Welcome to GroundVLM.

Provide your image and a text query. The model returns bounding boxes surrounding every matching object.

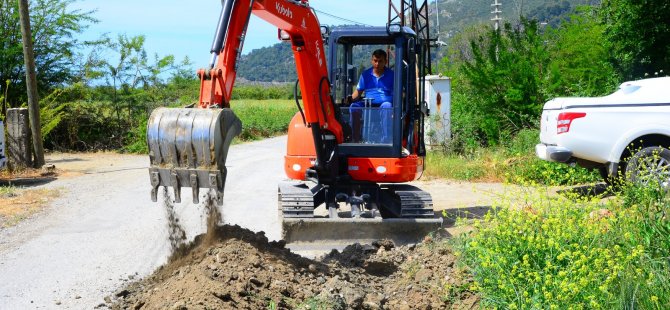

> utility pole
[434,0,446,46]
[17,0,45,168]
[491,0,502,31]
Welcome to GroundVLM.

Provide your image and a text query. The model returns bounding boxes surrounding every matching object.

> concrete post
[6,108,32,169]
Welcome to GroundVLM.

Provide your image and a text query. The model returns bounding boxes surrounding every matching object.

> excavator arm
[147,0,344,205]
[199,0,343,140]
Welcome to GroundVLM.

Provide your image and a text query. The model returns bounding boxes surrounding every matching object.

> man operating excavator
[348,49,394,144]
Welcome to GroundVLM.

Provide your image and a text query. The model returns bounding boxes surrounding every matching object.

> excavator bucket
[147,107,241,205]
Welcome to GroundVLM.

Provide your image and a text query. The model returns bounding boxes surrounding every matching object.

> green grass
[426,128,600,186]
[0,186,17,198]
[230,99,297,141]
[451,182,670,309]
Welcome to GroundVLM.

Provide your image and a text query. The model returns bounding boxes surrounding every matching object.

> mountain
[237,43,296,83]
[236,0,599,82]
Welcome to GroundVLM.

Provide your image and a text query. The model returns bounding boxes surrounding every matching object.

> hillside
[237,0,599,82]
[435,0,599,37]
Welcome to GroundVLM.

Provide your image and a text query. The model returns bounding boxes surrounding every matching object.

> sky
[71,0,391,69]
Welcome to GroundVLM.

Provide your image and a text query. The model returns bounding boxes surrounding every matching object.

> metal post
[17,0,45,168]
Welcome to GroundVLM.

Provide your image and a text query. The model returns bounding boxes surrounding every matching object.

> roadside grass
[230,99,297,141]
[122,99,297,153]
[0,186,17,198]
[450,181,670,309]
[425,129,600,186]
[0,186,60,228]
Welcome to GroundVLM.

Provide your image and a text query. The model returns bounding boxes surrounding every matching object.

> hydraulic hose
[318,76,330,125]
[294,79,306,125]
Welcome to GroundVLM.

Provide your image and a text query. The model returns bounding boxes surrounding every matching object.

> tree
[543,7,620,97]
[0,0,95,107]
[600,0,670,79]
[459,19,549,144]
[105,34,186,99]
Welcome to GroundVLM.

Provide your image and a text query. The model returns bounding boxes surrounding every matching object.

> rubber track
[278,181,315,218]
[393,185,435,218]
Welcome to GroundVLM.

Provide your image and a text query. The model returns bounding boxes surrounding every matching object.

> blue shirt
[357,67,394,104]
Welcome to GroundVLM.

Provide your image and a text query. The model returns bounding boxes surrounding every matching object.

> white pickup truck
[536,77,670,185]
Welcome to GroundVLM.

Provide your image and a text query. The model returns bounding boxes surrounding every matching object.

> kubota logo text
[315,41,323,67]
[275,3,293,19]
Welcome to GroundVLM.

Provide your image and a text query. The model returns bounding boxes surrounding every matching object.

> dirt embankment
[110,224,477,310]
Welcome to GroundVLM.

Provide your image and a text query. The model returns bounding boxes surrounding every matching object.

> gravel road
[0,136,509,309]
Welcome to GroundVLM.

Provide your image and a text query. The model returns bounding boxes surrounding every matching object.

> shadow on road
[436,206,493,227]
[558,183,613,199]
[0,176,57,187]
[47,157,86,164]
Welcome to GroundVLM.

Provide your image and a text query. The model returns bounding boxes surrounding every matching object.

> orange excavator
[147,0,442,246]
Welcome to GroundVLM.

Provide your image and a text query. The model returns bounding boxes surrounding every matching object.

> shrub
[501,129,599,186]
[453,182,670,309]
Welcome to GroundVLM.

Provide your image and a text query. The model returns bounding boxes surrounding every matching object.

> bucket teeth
[171,171,181,203]
[150,171,161,202]
[146,107,241,205]
[190,173,199,204]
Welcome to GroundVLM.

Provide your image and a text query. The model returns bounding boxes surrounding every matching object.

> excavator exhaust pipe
[147,107,241,205]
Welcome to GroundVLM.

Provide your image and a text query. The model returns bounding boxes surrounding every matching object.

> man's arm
[351,89,362,101]
[350,71,366,102]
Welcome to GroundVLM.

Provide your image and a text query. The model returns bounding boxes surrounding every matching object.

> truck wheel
[625,146,670,188]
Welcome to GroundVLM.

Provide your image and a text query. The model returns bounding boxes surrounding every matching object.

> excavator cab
[329,26,425,156]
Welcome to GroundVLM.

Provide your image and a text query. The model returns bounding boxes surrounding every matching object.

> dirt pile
[108,223,477,310]
[108,191,476,309]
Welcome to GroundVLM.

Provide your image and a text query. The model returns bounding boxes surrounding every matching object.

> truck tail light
[557,112,586,134]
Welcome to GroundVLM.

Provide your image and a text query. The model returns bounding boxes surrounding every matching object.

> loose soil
[109,198,478,310]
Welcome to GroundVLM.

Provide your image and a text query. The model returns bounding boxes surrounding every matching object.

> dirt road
[0,136,510,309]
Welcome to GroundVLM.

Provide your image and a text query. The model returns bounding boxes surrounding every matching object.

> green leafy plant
[453,181,670,309]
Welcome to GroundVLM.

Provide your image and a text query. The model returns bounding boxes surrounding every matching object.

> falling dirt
[108,194,478,310]
[162,188,187,253]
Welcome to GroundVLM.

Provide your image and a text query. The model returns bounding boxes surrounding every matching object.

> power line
[312,8,373,27]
